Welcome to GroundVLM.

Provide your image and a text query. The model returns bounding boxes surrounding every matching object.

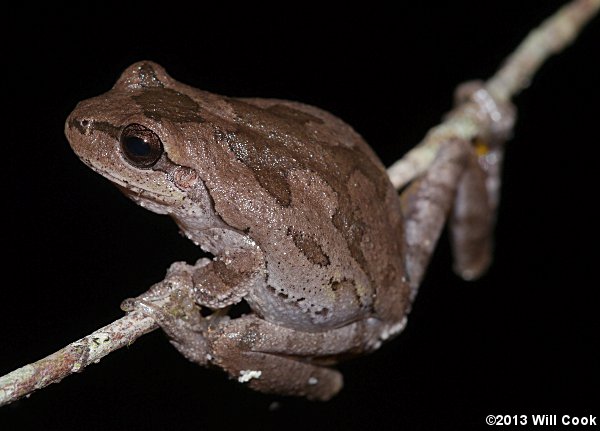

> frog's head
[65,61,211,216]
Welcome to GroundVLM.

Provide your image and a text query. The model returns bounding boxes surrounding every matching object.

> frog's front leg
[121,260,212,365]
[123,247,264,365]
[191,249,265,309]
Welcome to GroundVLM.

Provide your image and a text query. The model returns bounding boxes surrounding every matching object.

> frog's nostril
[67,117,92,135]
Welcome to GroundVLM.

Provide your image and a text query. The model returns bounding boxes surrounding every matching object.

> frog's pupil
[120,123,164,168]
[125,136,151,157]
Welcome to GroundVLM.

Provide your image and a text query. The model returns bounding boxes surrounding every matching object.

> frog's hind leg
[400,139,470,298]
[401,82,514,288]
[205,315,387,401]
[449,142,500,280]
[400,139,501,287]
[210,337,343,401]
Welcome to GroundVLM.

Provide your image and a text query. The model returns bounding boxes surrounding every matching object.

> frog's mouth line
[83,159,183,202]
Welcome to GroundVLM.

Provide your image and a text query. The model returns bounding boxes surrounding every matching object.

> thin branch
[0,312,157,407]
[386,0,599,189]
[487,0,600,102]
[0,0,598,408]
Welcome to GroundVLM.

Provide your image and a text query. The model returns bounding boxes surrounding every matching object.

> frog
[65,61,513,400]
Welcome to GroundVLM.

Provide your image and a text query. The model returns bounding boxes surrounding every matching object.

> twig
[386,0,600,189]
[486,0,600,102]
[0,312,157,407]
[0,0,598,407]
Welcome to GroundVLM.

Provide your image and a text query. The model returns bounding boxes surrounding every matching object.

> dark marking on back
[132,88,204,123]
[332,209,368,274]
[228,98,322,140]
[286,227,330,266]
[226,133,292,207]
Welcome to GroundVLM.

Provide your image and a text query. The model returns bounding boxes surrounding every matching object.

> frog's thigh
[450,150,494,280]
[215,347,342,401]
[400,139,469,297]
[206,316,381,400]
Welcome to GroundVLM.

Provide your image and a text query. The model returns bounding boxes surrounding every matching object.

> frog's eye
[120,123,164,168]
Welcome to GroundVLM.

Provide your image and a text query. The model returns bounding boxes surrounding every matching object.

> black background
[1,2,598,430]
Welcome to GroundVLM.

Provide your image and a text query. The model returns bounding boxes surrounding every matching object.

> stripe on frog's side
[93,121,121,140]
[67,118,121,141]
[67,118,87,135]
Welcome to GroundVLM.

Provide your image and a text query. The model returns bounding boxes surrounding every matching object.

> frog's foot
[449,82,516,280]
[449,149,494,280]
[454,80,516,145]
[121,260,211,365]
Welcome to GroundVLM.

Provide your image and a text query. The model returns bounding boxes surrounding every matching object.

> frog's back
[199,95,411,330]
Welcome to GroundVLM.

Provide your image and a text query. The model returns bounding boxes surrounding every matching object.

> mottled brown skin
[65,62,510,400]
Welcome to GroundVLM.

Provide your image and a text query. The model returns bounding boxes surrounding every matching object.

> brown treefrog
[65,62,512,400]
